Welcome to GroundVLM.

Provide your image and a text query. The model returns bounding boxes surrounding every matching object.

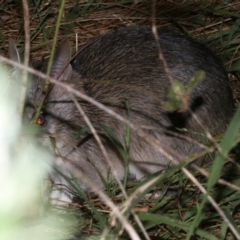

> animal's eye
[37,113,45,125]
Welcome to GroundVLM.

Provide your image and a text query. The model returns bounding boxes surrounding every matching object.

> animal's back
[71,26,233,132]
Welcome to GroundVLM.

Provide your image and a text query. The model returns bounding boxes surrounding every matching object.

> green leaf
[187,70,206,93]
[163,82,186,111]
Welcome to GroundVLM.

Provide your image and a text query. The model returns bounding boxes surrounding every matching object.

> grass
[0,0,240,239]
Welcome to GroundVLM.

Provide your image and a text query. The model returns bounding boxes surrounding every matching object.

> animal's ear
[9,38,21,64]
[50,39,72,81]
